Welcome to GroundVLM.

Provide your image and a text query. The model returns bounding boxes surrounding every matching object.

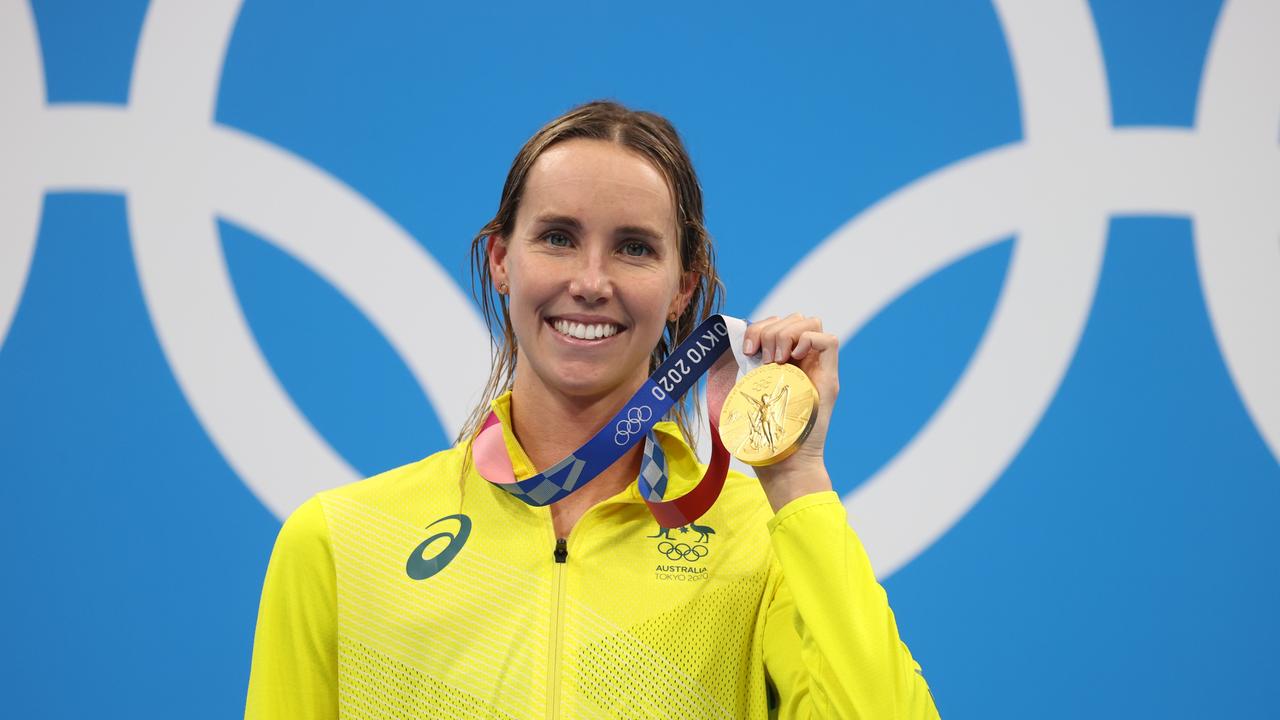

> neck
[508,368,646,499]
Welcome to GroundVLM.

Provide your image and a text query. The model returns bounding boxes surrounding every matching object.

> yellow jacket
[246,394,940,718]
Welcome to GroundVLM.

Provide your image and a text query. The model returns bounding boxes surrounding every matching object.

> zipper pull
[553,537,568,564]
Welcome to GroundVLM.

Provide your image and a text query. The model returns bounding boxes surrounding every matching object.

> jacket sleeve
[763,492,940,719]
[244,496,339,720]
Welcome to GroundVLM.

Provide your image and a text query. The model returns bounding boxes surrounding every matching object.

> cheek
[507,256,554,309]
[629,277,683,340]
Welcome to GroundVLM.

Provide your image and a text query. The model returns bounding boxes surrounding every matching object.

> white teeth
[552,319,620,340]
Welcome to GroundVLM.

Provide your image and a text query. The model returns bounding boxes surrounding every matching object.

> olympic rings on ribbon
[613,405,653,446]
[657,540,709,562]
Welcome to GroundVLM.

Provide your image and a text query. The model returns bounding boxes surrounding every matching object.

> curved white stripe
[1193,0,1280,462]
[759,3,1115,575]
[126,149,360,517]
[1193,209,1280,464]
[992,0,1111,141]
[0,1,44,110]
[759,140,1108,574]
[35,105,139,191]
[124,0,358,516]
[1098,128,1280,219]
[847,211,1107,575]
[120,0,491,515]
[757,144,1033,332]
[35,106,491,437]
[209,126,492,437]
[1196,0,1280,141]
[0,1,45,352]
[129,0,244,121]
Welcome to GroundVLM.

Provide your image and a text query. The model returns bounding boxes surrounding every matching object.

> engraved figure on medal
[739,376,790,454]
[718,363,818,467]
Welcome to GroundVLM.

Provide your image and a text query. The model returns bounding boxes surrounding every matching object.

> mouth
[547,317,625,342]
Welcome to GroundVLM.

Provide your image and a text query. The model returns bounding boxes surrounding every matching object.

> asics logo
[405,514,472,581]
[614,405,653,446]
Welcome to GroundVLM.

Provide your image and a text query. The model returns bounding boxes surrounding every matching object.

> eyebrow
[533,213,665,241]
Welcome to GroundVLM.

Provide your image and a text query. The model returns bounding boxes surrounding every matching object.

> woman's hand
[741,313,840,512]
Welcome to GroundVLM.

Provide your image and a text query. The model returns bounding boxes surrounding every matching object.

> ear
[670,270,698,318]
[487,233,509,290]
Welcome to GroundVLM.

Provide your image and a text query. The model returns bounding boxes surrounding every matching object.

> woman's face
[490,138,692,404]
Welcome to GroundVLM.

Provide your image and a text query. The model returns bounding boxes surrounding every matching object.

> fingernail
[744,338,756,355]
[762,348,772,363]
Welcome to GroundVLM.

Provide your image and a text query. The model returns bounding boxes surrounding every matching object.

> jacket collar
[488,390,705,503]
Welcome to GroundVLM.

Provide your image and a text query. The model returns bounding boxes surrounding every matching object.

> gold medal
[717,363,818,467]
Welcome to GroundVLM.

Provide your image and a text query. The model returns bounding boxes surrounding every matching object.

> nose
[568,247,613,304]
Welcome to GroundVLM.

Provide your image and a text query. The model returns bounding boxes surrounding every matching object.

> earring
[498,282,508,295]
[668,311,678,322]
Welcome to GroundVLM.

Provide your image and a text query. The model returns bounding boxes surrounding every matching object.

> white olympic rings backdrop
[1,1,1277,718]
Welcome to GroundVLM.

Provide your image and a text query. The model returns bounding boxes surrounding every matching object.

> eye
[544,231,572,248]
[621,240,653,257]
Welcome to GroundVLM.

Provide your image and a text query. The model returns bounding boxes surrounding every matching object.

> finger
[794,331,841,398]
[759,315,799,363]
[792,331,814,359]
[790,322,831,359]
[771,315,822,363]
[742,316,777,356]
[788,333,839,363]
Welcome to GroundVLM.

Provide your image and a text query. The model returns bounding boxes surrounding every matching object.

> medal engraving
[718,363,818,467]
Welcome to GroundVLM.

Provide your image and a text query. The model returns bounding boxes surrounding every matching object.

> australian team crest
[650,522,715,580]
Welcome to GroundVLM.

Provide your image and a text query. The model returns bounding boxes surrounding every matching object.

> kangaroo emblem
[687,522,715,543]
[648,522,716,543]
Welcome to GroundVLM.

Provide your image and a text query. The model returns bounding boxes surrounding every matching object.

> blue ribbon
[498,314,732,507]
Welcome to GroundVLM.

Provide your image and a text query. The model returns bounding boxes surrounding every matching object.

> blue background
[3,1,1277,717]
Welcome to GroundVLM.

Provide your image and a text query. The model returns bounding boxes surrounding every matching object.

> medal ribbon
[472,314,760,528]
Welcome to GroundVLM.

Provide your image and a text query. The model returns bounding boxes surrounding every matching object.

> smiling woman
[484,136,704,535]
[464,103,722,458]
[244,100,940,719]
[493,138,690,422]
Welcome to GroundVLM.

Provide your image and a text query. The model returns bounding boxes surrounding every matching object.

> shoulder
[273,494,332,558]
[294,443,472,532]
[321,444,467,504]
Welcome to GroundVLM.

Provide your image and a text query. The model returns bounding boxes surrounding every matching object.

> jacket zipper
[547,537,568,719]
[545,496,622,718]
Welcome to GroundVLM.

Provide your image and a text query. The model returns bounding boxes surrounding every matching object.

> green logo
[406,514,472,580]
[649,521,716,563]
[648,521,716,543]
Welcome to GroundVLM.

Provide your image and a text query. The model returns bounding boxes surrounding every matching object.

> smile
[549,318,622,341]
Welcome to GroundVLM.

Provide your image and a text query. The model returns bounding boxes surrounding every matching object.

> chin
[552,373,628,401]
[537,360,640,401]
[519,342,651,402]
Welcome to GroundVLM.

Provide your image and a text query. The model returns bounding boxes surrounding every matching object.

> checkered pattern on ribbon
[504,453,588,506]
[637,433,668,502]
[502,435,666,507]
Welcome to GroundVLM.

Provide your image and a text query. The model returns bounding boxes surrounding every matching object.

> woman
[246,100,940,719]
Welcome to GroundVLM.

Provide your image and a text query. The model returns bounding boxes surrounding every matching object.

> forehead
[518,139,676,236]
